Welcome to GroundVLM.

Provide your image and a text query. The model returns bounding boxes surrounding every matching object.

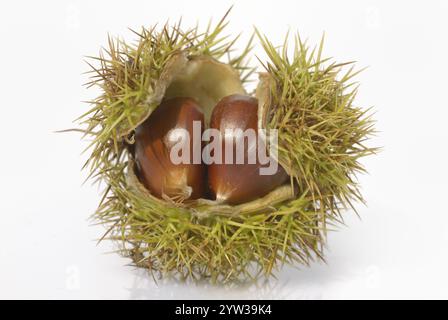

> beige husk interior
[126,52,295,214]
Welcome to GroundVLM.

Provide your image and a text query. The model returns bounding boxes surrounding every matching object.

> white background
[0,0,447,299]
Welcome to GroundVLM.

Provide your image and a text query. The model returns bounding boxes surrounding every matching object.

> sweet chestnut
[208,94,288,205]
[134,97,206,200]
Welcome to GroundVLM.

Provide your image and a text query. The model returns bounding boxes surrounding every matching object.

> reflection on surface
[124,256,377,300]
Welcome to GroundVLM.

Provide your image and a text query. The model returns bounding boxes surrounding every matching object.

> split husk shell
[80,10,376,282]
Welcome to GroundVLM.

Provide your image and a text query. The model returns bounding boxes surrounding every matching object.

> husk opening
[123,51,295,209]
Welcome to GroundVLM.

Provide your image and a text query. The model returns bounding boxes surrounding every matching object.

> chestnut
[134,97,206,200]
[208,94,288,205]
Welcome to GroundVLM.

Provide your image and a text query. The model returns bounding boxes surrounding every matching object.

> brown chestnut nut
[134,97,206,200]
[208,94,288,205]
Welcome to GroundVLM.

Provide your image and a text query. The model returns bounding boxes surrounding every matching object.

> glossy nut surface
[208,94,288,205]
[134,97,206,200]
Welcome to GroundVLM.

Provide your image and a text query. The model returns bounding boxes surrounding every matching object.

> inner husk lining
[163,55,246,125]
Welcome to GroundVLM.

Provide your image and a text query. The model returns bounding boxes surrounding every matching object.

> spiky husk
[80,11,376,282]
